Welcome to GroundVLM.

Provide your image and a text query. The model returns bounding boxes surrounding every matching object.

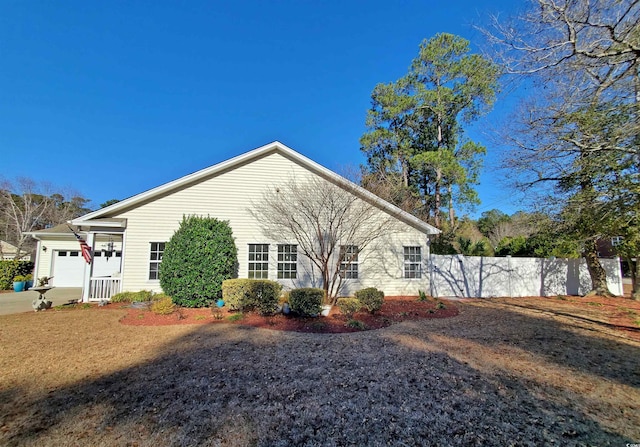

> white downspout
[427,235,434,298]
[32,238,41,283]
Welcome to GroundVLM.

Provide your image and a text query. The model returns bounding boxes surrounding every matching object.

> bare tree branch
[249,176,400,301]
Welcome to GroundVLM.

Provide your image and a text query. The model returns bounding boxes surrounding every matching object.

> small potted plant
[13,275,26,292]
[24,274,33,290]
[278,292,290,315]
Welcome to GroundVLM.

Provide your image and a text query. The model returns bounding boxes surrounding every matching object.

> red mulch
[118,296,459,333]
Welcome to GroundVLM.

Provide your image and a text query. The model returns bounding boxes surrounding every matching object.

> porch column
[81,233,95,303]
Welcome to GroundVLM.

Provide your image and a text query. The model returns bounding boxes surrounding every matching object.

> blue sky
[1,0,525,216]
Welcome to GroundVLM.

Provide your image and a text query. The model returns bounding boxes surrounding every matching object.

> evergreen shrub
[222,279,282,315]
[336,297,362,318]
[0,260,34,290]
[355,287,385,314]
[160,216,238,308]
[151,297,176,315]
[110,290,154,303]
[289,288,323,316]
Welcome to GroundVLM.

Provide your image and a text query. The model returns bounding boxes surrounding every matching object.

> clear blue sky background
[1,0,525,217]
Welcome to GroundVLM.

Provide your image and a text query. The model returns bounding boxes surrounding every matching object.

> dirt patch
[118,296,459,333]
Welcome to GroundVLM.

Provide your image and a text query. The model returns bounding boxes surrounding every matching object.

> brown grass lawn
[1,297,639,446]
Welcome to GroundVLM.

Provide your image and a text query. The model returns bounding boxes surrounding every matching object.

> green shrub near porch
[222,279,282,315]
[110,290,155,303]
[160,216,238,308]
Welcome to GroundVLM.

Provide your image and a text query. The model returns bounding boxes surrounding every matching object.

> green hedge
[355,287,385,314]
[289,288,323,316]
[0,260,34,290]
[110,290,155,303]
[222,279,282,315]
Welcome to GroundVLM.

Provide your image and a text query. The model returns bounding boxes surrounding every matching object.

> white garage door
[52,250,123,287]
[52,250,85,287]
[92,251,122,277]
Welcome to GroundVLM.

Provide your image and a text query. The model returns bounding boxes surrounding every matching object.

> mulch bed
[118,296,459,333]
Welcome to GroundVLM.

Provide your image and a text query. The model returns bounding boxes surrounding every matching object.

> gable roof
[72,141,440,235]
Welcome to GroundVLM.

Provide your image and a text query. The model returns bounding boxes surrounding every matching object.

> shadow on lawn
[2,309,637,446]
[453,301,640,389]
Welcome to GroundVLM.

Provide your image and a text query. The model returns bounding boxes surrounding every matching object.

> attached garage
[51,249,122,287]
[51,250,85,287]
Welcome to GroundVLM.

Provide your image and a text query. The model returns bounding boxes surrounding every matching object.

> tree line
[358,0,639,299]
[0,177,118,259]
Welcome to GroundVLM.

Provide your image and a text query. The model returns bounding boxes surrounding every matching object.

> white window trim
[277,244,297,279]
[149,242,165,281]
[248,243,270,279]
[339,245,359,279]
[403,246,422,279]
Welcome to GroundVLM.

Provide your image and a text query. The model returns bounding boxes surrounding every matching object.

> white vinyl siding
[104,151,432,295]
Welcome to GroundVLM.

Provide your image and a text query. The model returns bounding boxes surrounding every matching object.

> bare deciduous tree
[249,176,399,302]
[0,178,90,259]
[482,0,640,296]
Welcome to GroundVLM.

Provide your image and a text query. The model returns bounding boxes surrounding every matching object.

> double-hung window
[277,244,297,279]
[149,242,165,280]
[403,246,422,279]
[339,245,359,279]
[248,244,269,279]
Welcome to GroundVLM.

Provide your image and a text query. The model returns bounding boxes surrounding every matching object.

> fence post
[506,255,512,297]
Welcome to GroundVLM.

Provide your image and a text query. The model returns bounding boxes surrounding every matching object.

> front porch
[73,218,127,303]
[88,276,122,301]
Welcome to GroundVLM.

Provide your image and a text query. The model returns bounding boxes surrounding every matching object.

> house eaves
[71,141,440,235]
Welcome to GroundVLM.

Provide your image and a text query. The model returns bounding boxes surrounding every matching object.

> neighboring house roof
[0,240,31,260]
[1,240,19,253]
[71,141,440,235]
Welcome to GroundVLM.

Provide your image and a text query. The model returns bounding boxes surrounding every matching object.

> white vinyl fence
[429,255,623,298]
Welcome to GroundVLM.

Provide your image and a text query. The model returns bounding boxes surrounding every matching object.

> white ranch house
[30,142,440,302]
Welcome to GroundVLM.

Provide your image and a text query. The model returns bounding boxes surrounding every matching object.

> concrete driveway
[0,288,83,315]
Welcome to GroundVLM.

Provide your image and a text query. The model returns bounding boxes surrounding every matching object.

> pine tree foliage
[360,33,500,228]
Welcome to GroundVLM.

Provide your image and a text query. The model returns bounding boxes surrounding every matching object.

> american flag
[68,225,92,264]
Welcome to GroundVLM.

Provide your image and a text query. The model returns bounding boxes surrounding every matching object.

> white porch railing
[89,277,122,301]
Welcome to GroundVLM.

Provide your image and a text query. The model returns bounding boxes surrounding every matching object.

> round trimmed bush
[151,297,176,315]
[354,287,385,314]
[337,297,362,318]
[222,279,282,315]
[289,288,323,316]
[160,216,238,308]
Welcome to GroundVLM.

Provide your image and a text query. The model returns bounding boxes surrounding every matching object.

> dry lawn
[1,297,639,446]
